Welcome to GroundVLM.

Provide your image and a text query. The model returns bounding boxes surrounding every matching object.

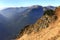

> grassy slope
[16,7,60,40]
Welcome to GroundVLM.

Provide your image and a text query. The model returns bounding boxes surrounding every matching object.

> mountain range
[0,5,56,40]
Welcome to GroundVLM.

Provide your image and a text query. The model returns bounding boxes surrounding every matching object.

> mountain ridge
[0,5,44,40]
[0,5,58,40]
[16,7,60,40]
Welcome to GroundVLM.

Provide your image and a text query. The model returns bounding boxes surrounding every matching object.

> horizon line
[0,5,60,10]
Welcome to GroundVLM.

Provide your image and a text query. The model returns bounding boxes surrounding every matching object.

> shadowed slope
[0,5,44,40]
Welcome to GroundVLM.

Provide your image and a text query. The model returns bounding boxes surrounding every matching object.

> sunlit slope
[16,7,60,40]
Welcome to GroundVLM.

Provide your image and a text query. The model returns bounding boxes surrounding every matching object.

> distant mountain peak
[29,5,42,8]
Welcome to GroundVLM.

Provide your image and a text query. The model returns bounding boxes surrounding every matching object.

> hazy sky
[0,0,60,10]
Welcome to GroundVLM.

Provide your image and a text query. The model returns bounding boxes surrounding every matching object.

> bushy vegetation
[34,9,58,32]
[44,10,55,16]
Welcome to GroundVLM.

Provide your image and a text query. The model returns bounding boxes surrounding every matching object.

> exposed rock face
[16,7,60,40]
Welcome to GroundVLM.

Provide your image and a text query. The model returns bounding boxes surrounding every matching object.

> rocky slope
[14,7,60,40]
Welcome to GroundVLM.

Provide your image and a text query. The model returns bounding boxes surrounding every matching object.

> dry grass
[16,7,60,40]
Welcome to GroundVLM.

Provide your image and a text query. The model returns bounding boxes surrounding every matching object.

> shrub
[44,10,55,16]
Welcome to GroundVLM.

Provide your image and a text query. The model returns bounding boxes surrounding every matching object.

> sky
[0,0,60,10]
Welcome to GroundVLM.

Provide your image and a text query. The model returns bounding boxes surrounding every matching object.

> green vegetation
[35,9,57,32]
[44,10,55,16]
